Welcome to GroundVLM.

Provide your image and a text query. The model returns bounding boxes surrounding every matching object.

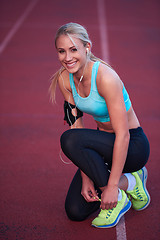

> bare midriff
[96,106,140,133]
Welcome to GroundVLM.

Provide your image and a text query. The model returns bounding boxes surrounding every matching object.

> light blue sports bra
[69,61,131,122]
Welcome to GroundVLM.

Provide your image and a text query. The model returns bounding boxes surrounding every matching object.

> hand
[100,185,119,210]
[81,174,99,202]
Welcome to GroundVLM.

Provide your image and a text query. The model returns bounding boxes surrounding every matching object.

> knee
[60,129,79,155]
[65,200,86,221]
[60,130,70,148]
[60,130,72,154]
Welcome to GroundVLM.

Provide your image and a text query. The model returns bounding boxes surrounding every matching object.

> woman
[49,23,150,228]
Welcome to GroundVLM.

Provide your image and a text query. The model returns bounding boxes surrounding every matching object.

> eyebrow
[57,46,77,50]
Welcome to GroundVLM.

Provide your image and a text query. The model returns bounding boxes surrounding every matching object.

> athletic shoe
[127,167,150,211]
[91,190,131,228]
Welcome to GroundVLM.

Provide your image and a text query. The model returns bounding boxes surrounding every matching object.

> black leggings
[60,127,150,221]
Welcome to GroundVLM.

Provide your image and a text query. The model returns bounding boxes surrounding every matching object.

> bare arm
[58,70,99,201]
[98,66,130,209]
[58,70,84,129]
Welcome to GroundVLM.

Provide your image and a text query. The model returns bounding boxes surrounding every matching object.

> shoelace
[98,208,114,219]
[106,209,114,219]
[135,187,143,201]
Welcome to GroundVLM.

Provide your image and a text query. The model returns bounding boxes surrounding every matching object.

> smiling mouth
[65,61,77,68]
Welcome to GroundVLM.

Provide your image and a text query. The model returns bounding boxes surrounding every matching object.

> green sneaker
[91,190,131,228]
[127,167,150,211]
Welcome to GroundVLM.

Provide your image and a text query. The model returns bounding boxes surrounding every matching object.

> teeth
[66,62,76,67]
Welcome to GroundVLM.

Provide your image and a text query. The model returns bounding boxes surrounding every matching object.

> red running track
[0,0,160,239]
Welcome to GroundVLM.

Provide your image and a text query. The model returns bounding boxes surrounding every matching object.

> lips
[65,61,77,68]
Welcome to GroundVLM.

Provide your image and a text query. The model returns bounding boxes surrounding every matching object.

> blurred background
[0,1,160,239]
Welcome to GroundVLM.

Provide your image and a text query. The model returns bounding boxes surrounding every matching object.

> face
[56,34,89,74]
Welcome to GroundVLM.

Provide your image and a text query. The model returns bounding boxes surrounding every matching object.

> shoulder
[58,69,69,84]
[97,62,123,96]
[57,68,76,104]
[58,69,71,91]
[97,62,121,85]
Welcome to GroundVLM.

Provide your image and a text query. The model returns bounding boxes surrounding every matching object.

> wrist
[107,175,120,188]
[100,184,118,193]
[107,183,118,188]
[81,171,91,182]
[81,171,87,179]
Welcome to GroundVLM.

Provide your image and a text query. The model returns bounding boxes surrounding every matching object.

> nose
[65,51,72,61]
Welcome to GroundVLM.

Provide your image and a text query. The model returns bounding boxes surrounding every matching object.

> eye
[58,49,65,54]
[71,48,77,52]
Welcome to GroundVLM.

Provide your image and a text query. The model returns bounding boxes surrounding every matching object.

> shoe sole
[92,200,131,228]
[134,167,151,211]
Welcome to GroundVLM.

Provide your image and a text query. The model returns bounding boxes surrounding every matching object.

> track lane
[0,0,159,239]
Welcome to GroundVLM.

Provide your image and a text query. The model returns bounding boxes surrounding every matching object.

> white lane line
[97,0,110,63]
[97,1,127,240]
[0,0,39,55]
[116,216,127,240]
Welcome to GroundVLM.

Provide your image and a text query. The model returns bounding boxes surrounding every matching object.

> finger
[85,197,91,202]
[105,203,111,210]
[81,193,90,202]
[100,202,107,210]
[113,202,117,208]
[105,202,117,210]
[86,192,96,202]
[93,196,100,201]
[88,191,96,200]
[90,189,99,200]
[101,202,112,210]
[87,193,99,202]
[88,191,92,197]
[91,188,98,197]
[109,203,114,210]
[83,195,88,202]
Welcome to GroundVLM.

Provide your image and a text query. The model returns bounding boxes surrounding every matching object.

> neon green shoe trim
[127,167,150,211]
[92,190,131,228]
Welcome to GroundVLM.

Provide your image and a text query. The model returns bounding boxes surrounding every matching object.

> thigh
[61,128,115,164]
[65,169,101,221]
[61,129,115,186]
[123,127,150,173]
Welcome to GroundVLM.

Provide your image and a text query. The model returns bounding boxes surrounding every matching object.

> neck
[74,60,90,82]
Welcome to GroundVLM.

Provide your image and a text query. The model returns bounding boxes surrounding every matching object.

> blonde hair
[49,22,112,103]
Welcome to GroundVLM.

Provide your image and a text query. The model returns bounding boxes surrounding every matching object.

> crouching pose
[49,22,150,228]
